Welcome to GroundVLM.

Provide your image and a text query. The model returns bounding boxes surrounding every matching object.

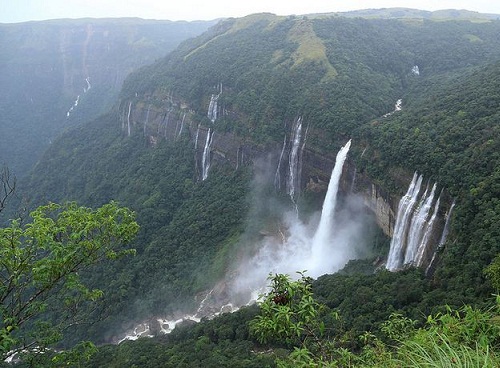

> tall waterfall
[127,101,132,137]
[386,173,423,271]
[386,173,445,271]
[439,200,455,246]
[207,83,222,122]
[117,140,357,343]
[414,193,441,267]
[202,129,214,181]
[425,199,455,275]
[403,183,437,265]
[286,117,303,203]
[194,124,201,150]
[178,113,186,138]
[309,140,351,273]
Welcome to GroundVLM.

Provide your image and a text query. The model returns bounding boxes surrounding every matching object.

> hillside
[6,11,500,365]
[0,18,216,175]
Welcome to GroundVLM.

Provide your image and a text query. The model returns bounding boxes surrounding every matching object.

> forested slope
[13,12,500,365]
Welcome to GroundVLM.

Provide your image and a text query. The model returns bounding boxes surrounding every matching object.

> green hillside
[0,18,215,176]
[3,12,500,366]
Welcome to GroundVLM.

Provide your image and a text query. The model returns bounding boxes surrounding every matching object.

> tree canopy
[0,201,139,362]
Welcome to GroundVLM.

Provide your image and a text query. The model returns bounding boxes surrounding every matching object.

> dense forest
[1,9,500,367]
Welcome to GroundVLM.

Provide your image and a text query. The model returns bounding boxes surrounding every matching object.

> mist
[228,140,374,304]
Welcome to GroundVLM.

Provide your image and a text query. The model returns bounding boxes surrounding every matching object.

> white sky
[1,0,499,23]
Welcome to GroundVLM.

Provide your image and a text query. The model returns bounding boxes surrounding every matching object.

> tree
[250,272,340,366]
[0,201,139,362]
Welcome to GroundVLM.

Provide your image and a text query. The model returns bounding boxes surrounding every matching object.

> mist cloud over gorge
[228,146,375,303]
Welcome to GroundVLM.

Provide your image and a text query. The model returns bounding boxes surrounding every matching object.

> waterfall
[178,113,186,138]
[439,200,455,246]
[194,124,201,150]
[163,110,171,138]
[127,101,132,137]
[403,183,437,265]
[202,129,214,181]
[385,173,423,271]
[66,95,80,117]
[207,94,218,122]
[425,199,455,275]
[118,140,355,343]
[274,135,287,191]
[350,168,357,193]
[414,192,441,267]
[84,77,91,92]
[286,117,303,203]
[383,99,403,117]
[309,139,351,274]
[207,84,222,123]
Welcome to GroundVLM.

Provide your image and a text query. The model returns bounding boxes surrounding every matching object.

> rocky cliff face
[123,100,401,239]
[124,97,455,274]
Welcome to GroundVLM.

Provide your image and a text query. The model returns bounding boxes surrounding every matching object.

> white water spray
[414,193,441,267]
[207,83,222,122]
[404,183,437,265]
[309,139,352,274]
[202,129,214,181]
[178,113,186,138]
[286,117,303,203]
[232,139,355,298]
[127,101,132,137]
[386,173,423,271]
[194,124,201,150]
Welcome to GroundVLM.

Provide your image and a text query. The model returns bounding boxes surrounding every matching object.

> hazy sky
[1,0,500,23]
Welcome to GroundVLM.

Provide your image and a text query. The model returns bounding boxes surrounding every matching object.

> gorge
[3,11,499,364]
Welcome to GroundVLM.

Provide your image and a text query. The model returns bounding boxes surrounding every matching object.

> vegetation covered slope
[16,12,500,361]
[0,18,215,176]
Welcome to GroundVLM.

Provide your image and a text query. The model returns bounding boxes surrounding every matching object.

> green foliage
[0,201,139,361]
[251,272,324,346]
[485,255,500,292]
[252,273,500,367]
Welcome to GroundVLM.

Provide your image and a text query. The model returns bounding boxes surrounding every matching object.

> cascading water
[309,139,352,274]
[164,111,171,138]
[84,77,91,92]
[385,173,423,271]
[202,129,214,181]
[207,95,218,122]
[116,140,359,343]
[403,183,437,265]
[425,199,455,275]
[178,113,186,138]
[194,124,201,150]
[386,174,448,271]
[127,101,132,137]
[67,77,92,118]
[207,83,222,122]
[383,99,402,118]
[414,193,441,267]
[286,117,303,204]
[439,199,455,246]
